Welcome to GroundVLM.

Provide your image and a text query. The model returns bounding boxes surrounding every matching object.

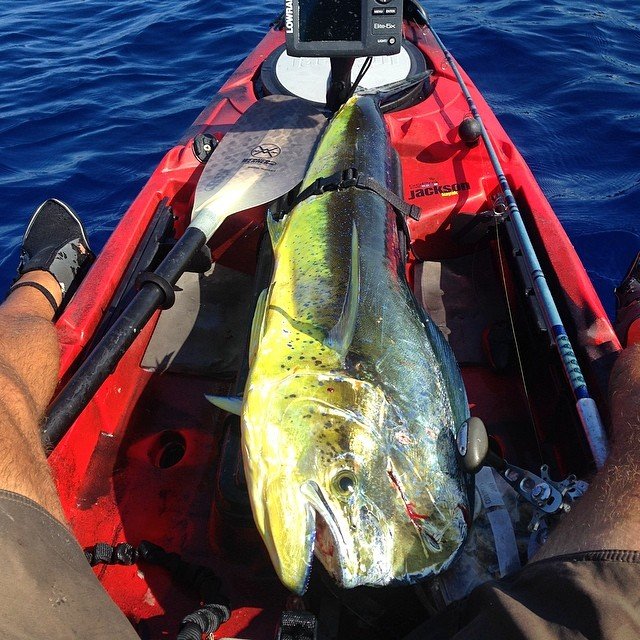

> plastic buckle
[314,174,338,194]
[338,167,359,190]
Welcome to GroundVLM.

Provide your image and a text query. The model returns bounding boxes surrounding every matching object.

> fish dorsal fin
[249,287,269,367]
[206,394,243,416]
[325,220,359,357]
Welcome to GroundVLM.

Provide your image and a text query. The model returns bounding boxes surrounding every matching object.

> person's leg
[534,340,640,559]
[533,253,640,558]
[615,250,640,347]
[0,275,140,639]
[0,201,140,639]
[0,270,65,522]
[0,198,94,524]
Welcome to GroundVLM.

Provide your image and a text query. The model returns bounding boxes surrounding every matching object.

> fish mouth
[301,480,351,582]
[301,480,392,588]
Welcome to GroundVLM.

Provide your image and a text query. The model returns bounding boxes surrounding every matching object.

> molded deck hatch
[260,43,426,104]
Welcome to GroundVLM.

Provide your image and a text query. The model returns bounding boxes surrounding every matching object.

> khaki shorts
[0,490,137,639]
[2,489,640,639]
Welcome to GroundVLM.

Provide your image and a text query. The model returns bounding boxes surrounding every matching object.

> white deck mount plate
[274,47,414,104]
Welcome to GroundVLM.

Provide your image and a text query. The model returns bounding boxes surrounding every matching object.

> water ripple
[0,0,637,318]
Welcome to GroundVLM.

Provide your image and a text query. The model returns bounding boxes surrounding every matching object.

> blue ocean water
[0,0,638,317]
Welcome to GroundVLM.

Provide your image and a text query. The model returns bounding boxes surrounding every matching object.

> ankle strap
[8,281,59,316]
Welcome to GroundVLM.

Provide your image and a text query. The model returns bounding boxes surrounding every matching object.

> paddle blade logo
[240,143,283,172]
[251,144,281,159]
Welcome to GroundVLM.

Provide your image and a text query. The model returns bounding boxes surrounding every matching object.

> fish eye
[332,470,357,499]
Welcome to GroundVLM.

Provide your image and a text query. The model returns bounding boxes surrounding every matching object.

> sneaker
[614,250,640,346]
[17,198,95,303]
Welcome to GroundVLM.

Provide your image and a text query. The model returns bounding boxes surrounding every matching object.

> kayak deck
[48,18,619,640]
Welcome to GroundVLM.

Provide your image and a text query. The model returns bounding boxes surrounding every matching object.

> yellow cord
[494,221,544,463]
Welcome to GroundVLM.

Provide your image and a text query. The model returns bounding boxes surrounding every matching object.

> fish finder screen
[299,0,362,42]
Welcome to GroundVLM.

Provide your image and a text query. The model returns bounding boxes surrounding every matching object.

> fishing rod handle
[576,398,609,469]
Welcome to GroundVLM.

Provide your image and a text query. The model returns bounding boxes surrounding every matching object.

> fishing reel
[457,417,588,530]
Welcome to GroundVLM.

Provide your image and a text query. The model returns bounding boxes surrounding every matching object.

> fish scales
[239,95,472,594]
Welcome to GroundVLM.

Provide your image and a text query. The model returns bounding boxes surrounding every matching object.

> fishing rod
[423,12,609,469]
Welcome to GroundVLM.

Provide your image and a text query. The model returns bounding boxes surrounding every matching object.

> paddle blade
[191,95,327,239]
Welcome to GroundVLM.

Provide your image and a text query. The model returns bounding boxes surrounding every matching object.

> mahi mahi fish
[209,95,472,594]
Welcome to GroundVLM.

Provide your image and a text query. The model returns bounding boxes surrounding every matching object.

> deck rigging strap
[278,167,420,237]
[423,11,609,468]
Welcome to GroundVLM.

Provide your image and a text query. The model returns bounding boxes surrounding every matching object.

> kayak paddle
[44,95,327,448]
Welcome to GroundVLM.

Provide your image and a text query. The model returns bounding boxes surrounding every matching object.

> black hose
[177,604,231,640]
[86,540,231,640]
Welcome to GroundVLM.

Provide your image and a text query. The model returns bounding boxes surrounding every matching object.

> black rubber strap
[136,271,176,309]
[280,167,421,223]
[277,611,318,640]
[355,173,421,220]
[8,281,59,315]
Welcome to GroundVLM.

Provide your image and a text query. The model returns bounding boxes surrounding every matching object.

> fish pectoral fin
[325,219,359,357]
[205,394,243,415]
[262,477,316,594]
[267,206,288,247]
[249,287,269,367]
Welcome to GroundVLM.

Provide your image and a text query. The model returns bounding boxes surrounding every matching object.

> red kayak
[47,6,620,639]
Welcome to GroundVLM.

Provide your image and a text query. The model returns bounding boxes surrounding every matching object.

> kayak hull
[47,18,619,640]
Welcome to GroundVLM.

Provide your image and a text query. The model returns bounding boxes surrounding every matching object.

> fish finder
[285,0,404,57]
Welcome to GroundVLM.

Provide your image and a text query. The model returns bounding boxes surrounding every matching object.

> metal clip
[498,462,588,531]
[492,194,508,221]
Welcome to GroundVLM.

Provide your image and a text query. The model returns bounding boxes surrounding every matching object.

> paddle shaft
[43,227,206,449]
[425,18,609,468]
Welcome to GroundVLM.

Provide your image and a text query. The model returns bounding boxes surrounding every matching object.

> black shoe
[614,250,640,345]
[17,198,94,302]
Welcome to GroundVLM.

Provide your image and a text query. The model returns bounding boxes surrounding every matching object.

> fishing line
[494,222,544,463]
[347,56,373,101]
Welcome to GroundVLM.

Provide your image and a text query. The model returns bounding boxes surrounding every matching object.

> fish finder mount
[284,0,404,110]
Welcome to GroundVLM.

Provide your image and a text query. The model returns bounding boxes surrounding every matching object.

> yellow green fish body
[232,96,471,593]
